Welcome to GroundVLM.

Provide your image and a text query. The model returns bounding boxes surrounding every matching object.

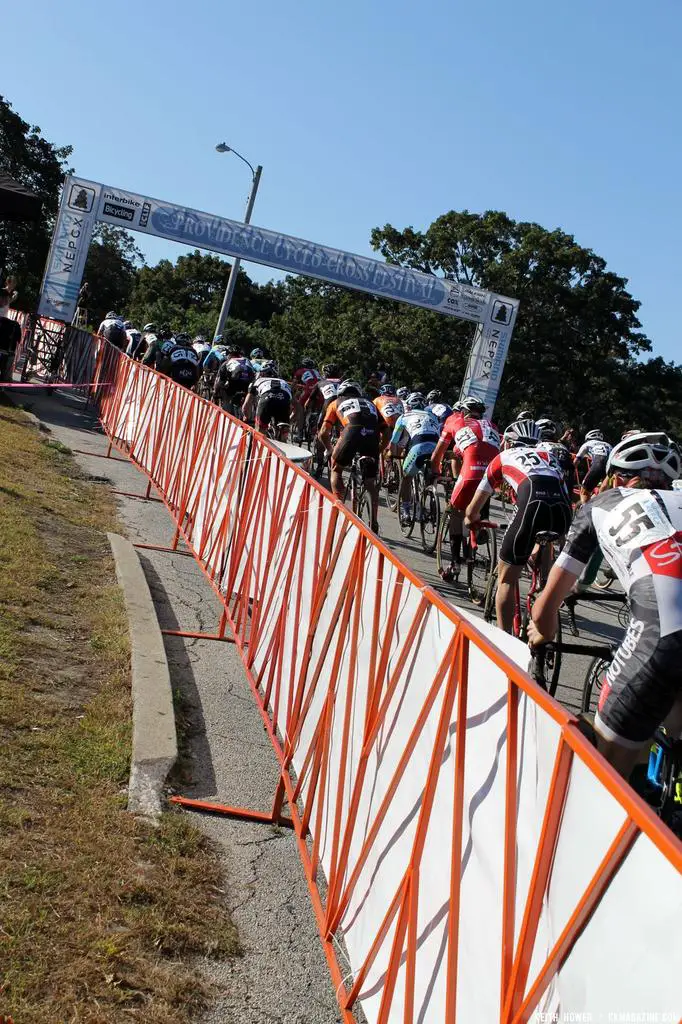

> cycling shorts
[256,392,291,428]
[169,364,200,388]
[450,474,483,511]
[500,477,571,566]
[333,426,380,472]
[402,439,437,478]
[582,456,608,492]
[596,620,682,747]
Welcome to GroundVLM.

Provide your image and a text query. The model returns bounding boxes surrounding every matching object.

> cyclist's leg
[360,432,381,529]
[331,426,358,504]
[496,480,537,633]
[448,475,478,565]
[595,627,682,779]
[400,442,429,520]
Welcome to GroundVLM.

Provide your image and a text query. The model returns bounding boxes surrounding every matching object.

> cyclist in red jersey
[431,396,500,571]
[291,357,321,436]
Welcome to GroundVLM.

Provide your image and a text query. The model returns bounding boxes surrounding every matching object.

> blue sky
[7,0,681,360]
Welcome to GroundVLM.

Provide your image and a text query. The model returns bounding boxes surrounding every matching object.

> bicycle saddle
[535,530,560,543]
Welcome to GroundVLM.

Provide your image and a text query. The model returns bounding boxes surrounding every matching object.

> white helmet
[607,432,681,482]
[504,419,541,447]
[585,429,603,441]
[536,417,557,440]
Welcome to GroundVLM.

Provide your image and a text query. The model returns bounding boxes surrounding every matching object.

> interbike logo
[103,191,141,208]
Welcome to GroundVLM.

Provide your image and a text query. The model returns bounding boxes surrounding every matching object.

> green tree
[82,225,145,327]
[371,210,653,431]
[0,95,72,307]
[126,250,284,338]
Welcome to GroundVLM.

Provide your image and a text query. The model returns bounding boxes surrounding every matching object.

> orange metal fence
[44,327,682,1021]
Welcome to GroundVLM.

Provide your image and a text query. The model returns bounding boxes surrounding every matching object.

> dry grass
[0,402,239,1023]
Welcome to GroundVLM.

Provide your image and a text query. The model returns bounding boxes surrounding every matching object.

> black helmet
[337,379,362,399]
[322,363,340,378]
[536,417,558,440]
[426,389,443,404]
[259,360,278,376]
[175,332,191,345]
[301,357,317,369]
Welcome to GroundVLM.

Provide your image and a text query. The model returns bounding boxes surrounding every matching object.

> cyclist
[465,418,572,633]
[123,321,143,359]
[426,389,454,429]
[390,393,441,526]
[291,357,321,435]
[576,429,613,503]
[537,417,578,499]
[318,380,381,531]
[213,348,255,411]
[303,362,341,431]
[142,325,174,368]
[243,360,292,436]
[529,432,682,779]
[202,335,230,372]
[396,386,410,403]
[431,396,500,575]
[158,332,202,389]
[374,382,403,442]
[193,335,211,362]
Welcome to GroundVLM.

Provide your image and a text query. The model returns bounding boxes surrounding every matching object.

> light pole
[214,142,262,342]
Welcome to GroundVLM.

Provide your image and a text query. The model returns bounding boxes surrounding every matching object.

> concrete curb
[107,532,178,817]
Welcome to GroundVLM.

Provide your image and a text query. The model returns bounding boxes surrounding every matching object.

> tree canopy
[0,96,72,307]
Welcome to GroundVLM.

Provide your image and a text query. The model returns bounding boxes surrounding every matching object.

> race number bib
[480,419,500,447]
[319,382,337,400]
[454,425,478,452]
[602,492,674,552]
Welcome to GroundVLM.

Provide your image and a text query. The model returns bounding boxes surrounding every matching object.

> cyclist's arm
[389,418,406,458]
[528,565,580,644]
[430,434,450,474]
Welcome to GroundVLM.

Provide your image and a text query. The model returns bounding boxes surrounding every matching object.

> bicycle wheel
[581,654,610,714]
[483,564,498,623]
[435,506,460,584]
[544,612,563,697]
[467,526,497,605]
[357,489,374,531]
[420,484,440,554]
[398,479,417,538]
[384,459,401,512]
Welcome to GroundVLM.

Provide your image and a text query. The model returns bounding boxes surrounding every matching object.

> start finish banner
[39,175,519,413]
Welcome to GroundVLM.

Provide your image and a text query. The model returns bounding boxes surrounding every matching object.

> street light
[213,142,263,342]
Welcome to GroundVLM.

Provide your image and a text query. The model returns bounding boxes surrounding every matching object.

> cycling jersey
[557,488,682,745]
[324,396,379,431]
[249,376,292,399]
[162,344,201,387]
[477,446,566,499]
[374,395,403,429]
[293,367,321,402]
[426,402,453,428]
[390,410,440,448]
[324,396,380,471]
[441,415,500,510]
[125,328,142,358]
[576,439,613,461]
[305,377,339,412]
[203,346,230,372]
[538,441,577,494]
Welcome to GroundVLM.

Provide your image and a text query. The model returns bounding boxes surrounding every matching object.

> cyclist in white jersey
[576,429,613,502]
[530,432,682,777]
[390,392,440,525]
[243,361,292,433]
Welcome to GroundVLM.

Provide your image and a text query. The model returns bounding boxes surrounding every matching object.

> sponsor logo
[68,184,95,212]
[103,201,134,222]
[140,201,151,228]
[103,191,140,208]
[606,617,644,684]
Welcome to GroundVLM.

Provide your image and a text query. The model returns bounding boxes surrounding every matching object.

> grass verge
[0,402,239,1023]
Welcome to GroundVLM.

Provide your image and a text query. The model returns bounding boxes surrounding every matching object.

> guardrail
[26,322,682,1022]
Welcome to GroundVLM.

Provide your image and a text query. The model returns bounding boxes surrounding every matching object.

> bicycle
[344,453,375,530]
[383,453,402,513]
[266,420,291,443]
[563,587,631,638]
[397,465,431,540]
[436,515,498,604]
[484,530,563,694]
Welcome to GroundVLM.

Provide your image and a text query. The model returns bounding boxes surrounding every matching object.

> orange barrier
[56,329,682,1021]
